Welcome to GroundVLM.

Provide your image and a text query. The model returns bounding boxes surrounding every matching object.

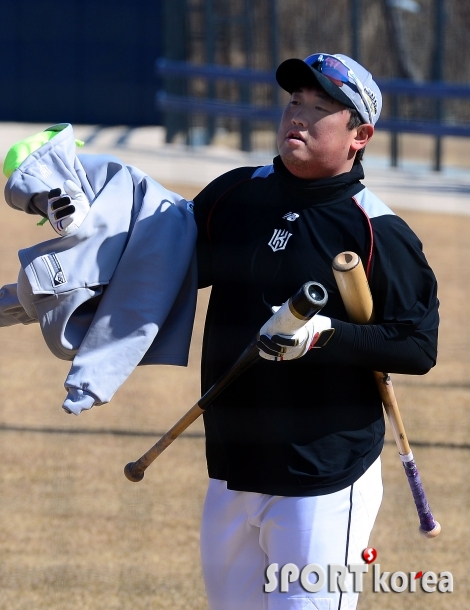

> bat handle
[124,342,260,482]
[124,461,146,482]
[374,371,441,538]
[400,452,441,538]
[124,402,205,482]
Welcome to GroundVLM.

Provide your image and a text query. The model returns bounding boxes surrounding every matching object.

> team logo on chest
[268,229,292,252]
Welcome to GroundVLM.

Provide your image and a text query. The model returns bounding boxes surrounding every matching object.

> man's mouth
[286,131,305,142]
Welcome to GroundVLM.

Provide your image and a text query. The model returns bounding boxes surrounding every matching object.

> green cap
[2,129,84,178]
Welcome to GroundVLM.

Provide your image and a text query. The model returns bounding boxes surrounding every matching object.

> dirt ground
[0,170,468,610]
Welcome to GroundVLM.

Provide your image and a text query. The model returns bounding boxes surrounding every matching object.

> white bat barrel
[262,282,328,336]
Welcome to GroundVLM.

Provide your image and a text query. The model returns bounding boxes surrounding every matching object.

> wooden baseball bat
[332,251,441,538]
[124,281,328,482]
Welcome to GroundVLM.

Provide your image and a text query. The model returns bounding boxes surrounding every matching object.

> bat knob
[419,521,441,539]
[124,461,145,482]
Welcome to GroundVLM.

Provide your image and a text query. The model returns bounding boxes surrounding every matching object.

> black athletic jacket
[193,156,439,497]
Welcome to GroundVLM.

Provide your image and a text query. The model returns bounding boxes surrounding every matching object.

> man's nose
[292,112,307,127]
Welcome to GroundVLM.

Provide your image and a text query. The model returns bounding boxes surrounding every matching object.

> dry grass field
[0,169,469,610]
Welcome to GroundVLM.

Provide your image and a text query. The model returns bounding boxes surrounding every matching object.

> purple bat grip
[402,458,438,533]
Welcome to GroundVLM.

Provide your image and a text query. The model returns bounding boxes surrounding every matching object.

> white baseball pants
[200,457,382,610]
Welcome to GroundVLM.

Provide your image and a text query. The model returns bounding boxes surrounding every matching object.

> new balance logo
[268,229,292,252]
[283,212,299,221]
[38,164,52,179]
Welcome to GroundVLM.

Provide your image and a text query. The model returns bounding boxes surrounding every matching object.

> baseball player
[192,54,439,609]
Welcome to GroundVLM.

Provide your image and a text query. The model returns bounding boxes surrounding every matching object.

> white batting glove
[47,180,90,236]
[258,314,334,361]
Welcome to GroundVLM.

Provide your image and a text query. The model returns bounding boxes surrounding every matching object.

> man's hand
[257,313,334,361]
[47,180,90,236]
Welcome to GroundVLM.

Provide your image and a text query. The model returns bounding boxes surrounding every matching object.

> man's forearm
[310,319,437,375]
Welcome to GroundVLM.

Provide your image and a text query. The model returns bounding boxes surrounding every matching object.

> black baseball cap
[276,53,382,125]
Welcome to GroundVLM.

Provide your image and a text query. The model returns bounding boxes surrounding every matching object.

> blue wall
[0,0,163,125]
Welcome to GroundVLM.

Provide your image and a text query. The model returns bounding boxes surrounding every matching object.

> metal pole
[390,96,399,168]
[351,0,361,62]
[269,0,280,152]
[270,0,280,106]
[204,0,216,145]
[162,0,188,143]
[433,0,445,171]
[240,0,252,152]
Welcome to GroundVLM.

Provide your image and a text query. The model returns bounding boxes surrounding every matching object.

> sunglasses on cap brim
[305,53,375,124]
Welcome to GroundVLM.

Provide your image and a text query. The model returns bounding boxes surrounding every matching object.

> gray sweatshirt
[1,124,198,414]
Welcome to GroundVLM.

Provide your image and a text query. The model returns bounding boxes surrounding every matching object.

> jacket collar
[273,156,364,206]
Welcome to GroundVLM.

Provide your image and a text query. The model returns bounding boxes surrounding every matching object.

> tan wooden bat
[124,281,328,482]
[332,251,440,538]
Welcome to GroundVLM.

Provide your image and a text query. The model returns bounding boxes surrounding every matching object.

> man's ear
[351,124,374,153]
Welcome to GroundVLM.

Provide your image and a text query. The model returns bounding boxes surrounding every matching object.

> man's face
[277,86,361,179]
